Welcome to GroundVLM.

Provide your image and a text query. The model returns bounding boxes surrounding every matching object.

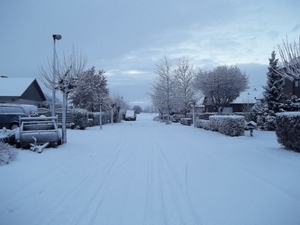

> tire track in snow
[36,137,128,225]
[74,124,137,225]
[143,134,154,224]
[142,124,203,225]
[157,143,203,225]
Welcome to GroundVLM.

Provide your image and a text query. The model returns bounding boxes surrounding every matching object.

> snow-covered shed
[0,76,46,107]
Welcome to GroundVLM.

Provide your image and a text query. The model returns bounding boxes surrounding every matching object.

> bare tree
[150,56,175,123]
[40,46,87,143]
[173,57,199,117]
[110,94,128,122]
[277,36,300,81]
[194,65,249,114]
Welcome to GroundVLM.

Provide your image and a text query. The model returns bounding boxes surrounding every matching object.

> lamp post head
[190,101,196,107]
[52,34,62,40]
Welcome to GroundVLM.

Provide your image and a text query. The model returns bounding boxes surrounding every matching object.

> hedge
[195,119,210,130]
[276,112,300,152]
[209,115,245,136]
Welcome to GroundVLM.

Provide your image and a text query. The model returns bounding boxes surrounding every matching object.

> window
[295,80,299,87]
[0,106,24,114]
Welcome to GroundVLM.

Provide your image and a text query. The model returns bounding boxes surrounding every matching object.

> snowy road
[1,113,300,225]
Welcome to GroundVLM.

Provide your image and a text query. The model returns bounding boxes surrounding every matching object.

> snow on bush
[275,112,300,152]
[89,112,111,126]
[72,108,88,130]
[180,118,192,126]
[209,116,222,131]
[0,142,18,165]
[209,115,245,136]
[195,119,210,130]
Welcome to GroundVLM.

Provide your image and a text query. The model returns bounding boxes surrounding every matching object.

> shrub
[92,112,111,126]
[209,115,245,136]
[276,112,300,152]
[0,142,18,165]
[209,116,222,131]
[195,119,210,130]
[72,108,88,130]
[180,118,192,126]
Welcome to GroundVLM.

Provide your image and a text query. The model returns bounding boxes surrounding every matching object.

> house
[279,56,300,98]
[282,78,300,97]
[203,87,263,113]
[0,76,46,107]
[230,87,263,112]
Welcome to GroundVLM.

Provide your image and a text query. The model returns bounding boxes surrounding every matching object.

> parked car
[124,110,136,121]
[0,104,38,129]
[171,114,181,123]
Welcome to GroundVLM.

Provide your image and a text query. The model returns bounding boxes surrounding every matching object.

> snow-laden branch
[277,36,300,81]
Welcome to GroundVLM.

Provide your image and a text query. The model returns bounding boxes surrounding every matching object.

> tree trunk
[62,92,68,144]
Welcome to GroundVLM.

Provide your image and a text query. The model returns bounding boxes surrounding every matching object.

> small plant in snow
[0,142,18,165]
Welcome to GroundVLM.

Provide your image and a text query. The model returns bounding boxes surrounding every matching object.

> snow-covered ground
[0,113,300,225]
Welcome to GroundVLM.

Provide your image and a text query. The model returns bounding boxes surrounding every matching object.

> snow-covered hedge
[209,115,245,136]
[181,118,192,126]
[275,112,300,152]
[90,112,111,126]
[72,108,88,130]
[195,119,210,130]
[0,142,18,165]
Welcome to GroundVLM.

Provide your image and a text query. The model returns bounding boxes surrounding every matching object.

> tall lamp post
[52,34,62,117]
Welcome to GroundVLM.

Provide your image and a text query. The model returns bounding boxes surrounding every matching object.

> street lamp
[52,34,62,117]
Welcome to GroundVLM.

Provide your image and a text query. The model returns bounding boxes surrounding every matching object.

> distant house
[203,87,263,113]
[230,87,263,112]
[0,76,46,107]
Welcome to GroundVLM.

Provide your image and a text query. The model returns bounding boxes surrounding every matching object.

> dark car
[0,104,38,129]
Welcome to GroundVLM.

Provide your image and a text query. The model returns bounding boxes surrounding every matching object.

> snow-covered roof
[0,77,38,97]
[232,86,263,104]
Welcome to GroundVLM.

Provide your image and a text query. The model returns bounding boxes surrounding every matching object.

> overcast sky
[1,0,299,107]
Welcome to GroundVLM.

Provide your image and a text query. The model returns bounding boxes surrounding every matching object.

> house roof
[0,77,46,100]
[232,86,263,104]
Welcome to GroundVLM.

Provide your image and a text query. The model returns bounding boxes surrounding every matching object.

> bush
[195,119,210,130]
[180,118,192,126]
[0,142,18,165]
[209,115,245,136]
[276,112,300,152]
[72,108,88,130]
[91,112,111,126]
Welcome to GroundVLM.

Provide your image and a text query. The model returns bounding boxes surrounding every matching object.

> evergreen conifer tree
[263,51,284,114]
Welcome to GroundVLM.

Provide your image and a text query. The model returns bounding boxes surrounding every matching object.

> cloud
[291,23,300,32]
